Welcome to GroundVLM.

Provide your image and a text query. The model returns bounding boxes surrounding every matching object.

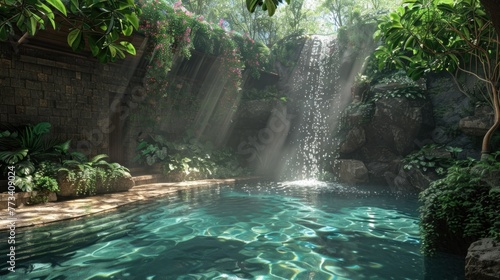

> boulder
[334,159,369,185]
[339,126,366,154]
[465,238,500,280]
[365,98,425,155]
[459,106,494,136]
[366,160,400,185]
[391,167,435,192]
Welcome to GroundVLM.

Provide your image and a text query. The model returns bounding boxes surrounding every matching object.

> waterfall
[280,35,345,180]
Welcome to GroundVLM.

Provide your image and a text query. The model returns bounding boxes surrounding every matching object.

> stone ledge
[0,191,57,209]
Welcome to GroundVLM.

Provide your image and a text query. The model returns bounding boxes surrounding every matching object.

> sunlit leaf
[120,41,136,55]
[124,13,139,30]
[46,0,67,16]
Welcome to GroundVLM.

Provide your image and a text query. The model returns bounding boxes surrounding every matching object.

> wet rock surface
[465,238,500,280]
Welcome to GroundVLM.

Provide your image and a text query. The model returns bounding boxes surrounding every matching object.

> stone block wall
[0,39,146,161]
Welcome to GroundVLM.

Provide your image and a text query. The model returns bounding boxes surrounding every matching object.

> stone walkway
[0,177,258,231]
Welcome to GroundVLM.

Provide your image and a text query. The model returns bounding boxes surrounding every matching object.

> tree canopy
[374,0,499,157]
[0,0,141,62]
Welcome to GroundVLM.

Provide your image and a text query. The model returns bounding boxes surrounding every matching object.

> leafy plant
[374,0,500,158]
[59,153,131,196]
[0,122,69,192]
[33,161,60,192]
[372,87,426,101]
[134,135,168,166]
[403,144,462,175]
[0,0,141,62]
[135,133,247,180]
[246,0,288,16]
[419,152,500,255]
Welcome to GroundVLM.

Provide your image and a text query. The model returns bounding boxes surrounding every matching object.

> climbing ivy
[419,152,500,255]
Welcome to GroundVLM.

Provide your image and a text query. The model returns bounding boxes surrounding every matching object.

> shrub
[0,122,69,192]
[134,134,248,180]
[59,153,131,196]
[403,144,462,175]
[419,152,500,255]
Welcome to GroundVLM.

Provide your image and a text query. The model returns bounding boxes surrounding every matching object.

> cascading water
[280,35,346,180]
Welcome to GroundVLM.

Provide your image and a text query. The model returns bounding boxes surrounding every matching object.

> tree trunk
[481,86,500,160]
[480,0,500,36]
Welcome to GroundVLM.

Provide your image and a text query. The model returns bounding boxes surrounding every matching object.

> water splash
[280,35,344,180]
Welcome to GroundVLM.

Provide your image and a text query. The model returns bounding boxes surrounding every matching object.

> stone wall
[0,36,146,164]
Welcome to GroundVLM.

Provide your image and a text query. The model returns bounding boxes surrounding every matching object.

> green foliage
[164,138,246,180]
[33,176,59,193]
[134,135,169,166]
[403,144,462,175]
[59,153,131,196]
[375,0,495,78]
[419,152,500,255]
[374,0,500,155]
[33,161,60,192]
[371,71,426,101]
[138,0,271,113]
[270,34,307,71]
[0,122,69,192]
[135,134,247,180]
[246,0,289,16]
[373,87,425,101]
[0,0,141,62]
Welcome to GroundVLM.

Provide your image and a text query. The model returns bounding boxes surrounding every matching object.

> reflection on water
[0,181,464,279]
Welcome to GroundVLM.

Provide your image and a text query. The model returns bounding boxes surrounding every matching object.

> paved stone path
[0,178,257,231]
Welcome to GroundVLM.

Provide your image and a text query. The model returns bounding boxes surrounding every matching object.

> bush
[0,122,69,192]
[135,134,248,180]
[59,153,131,196]
[419,153,500,255]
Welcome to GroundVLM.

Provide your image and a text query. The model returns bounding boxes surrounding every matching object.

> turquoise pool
[1,181,463,279]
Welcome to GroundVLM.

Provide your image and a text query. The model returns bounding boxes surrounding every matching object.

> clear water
[1,181,464,279]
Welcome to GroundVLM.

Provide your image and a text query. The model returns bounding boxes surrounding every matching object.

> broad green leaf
[124,13,139,30]
[118,1,133,10]
[54,140,71,153]
[87,35,100,56]
[32,122,51,135]
[46,0,67,15]
[109,44,117,57]
[16,14,26,31]
[69,0,80,13]
[403,35,414,50]
[120,41,136,55]
[264,0,276,16]
[246,0,260,13]
[28,15,40,35]
[123,24,133,36]
[37,3,56,29]
[67,29,82,50]
[0,149,28,164]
